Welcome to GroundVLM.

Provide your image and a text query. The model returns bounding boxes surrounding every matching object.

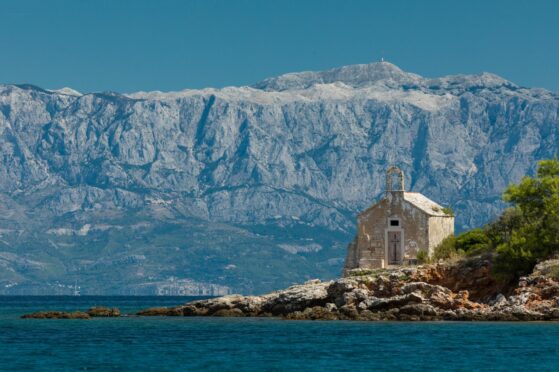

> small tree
[494,159,559,280]
[484,207,524,246]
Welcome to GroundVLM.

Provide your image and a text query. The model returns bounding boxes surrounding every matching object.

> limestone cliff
[1,62,559,294]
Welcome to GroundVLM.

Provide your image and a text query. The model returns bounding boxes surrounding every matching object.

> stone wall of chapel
[355,192,430,269]
[428,216,455,255]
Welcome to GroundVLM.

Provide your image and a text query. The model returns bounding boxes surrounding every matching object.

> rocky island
[26,256,559,321]
[134,256,559,321]
[18,254,556,321]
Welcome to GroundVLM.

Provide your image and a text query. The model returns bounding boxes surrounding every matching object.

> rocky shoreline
[134,257,559,321]
[21,257,559,321]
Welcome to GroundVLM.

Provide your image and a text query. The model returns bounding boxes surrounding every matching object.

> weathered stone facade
[344,166,454,273]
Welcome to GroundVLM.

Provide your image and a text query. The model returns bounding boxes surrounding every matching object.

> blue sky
[1,0,557,92]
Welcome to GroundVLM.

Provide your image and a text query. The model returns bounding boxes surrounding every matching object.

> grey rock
[261,281,332,315]
[327,278,359,307]
[342,288,371,306]
[357,300,371,311]
[212,308,245,317]
[489,293,508,308]
[398,303,439,317]
[338,304,359,319]
[401,282,451,295]
[188,294,265,315]
[368,293,424,310]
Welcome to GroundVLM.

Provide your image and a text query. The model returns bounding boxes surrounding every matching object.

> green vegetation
[493,159,559,280]
[441,206,455,217]
[416,249,429,264]
[432,159,559,282]
[433,236,459,261]
[544,266,559,280]
[539,261,559,280]
[348,268,386,278]
[456,229,491,255]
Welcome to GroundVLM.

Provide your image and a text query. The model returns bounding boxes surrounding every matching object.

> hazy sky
[1,0,557,93]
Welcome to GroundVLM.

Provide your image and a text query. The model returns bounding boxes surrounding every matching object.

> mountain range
[1,61,558,294]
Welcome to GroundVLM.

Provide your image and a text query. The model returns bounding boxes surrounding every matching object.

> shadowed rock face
[1,63,559,294]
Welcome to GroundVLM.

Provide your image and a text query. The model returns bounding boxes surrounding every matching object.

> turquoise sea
[1,296,559,371]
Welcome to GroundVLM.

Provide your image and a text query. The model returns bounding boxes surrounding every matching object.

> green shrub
[416,249,430,264]
[441,206,455,217]
[433,235,460,261]
[455,228,491,255]
[539,262,559,280]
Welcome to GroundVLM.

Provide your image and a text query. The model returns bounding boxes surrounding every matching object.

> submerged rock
[87,307,121,317]
[284,306,340,321]
[21,306,122,319]
[21,311,91,319]
[136,307,183,316]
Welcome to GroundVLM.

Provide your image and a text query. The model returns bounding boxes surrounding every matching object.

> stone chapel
[344,166,454,273]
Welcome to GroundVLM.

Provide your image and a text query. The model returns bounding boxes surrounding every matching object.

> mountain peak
[48,87,82,96]
[252,61,422,91]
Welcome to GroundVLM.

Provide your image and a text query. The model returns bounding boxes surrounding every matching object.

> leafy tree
[484,207,524,246]
[494,159,559,280]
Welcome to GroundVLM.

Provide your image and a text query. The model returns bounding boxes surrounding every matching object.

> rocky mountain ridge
[0,62,558,294]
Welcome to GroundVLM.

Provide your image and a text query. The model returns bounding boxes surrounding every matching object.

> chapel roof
[403,192,451,217]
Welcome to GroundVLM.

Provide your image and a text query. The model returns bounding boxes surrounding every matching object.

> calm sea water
[1,296,559,371]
